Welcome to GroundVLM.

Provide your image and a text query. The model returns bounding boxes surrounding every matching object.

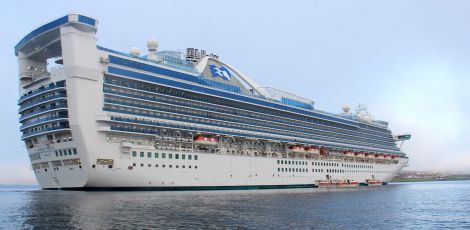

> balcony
[18,80,65,104]
[19,104,68,122]
[20,72,51,89]
[20,114,68,131]
[21,124,70,140]
[18,93,67,113]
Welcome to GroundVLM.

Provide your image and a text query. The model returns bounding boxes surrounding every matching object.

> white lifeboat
[384,154,392,160]
[193,135,218,145]
[289,145,305,154]
[366,153,376,159]
[391,155,399,160]
[375,154,385,159]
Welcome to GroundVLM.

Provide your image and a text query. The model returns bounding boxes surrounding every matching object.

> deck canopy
[14,14,97,61]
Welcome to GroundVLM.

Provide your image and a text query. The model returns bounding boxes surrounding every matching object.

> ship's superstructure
[16,14,409,189]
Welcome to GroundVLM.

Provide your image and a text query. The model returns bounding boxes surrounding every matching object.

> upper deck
[15,13,389,130]
[15,13,404,156]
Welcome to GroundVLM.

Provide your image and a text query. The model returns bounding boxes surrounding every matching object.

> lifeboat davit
[305,146,320,154]
[289,145,305,154]
[193,135,218,145]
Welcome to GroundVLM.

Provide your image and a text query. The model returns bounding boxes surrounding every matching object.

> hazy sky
[1,0,469,184]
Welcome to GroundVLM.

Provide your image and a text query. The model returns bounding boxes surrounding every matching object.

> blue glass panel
[108,55,241,94]
[281,97,313,110]
[106,65,359,127]
[78,15,96,26]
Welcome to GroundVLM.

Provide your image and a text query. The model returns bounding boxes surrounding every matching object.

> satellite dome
[342,104,351,113]
[129,47,141,56]
[147,38,159,51]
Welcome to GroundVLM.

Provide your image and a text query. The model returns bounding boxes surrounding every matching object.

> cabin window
[194,155,198,160]
[147,152,152,158]
[132,151,137,157]
[169,154,173,159]
[140,152,144,157]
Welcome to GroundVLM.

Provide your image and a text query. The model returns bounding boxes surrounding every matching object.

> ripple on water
[0,181,469,229]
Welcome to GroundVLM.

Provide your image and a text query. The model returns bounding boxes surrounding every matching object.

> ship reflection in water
[1,181,469,229]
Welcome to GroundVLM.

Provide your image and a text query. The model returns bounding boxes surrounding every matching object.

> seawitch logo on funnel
[209,64,232,81]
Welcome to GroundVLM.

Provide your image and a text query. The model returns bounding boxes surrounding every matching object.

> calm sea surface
[1,181,469,229]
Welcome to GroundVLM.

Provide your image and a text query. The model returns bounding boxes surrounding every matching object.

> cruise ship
[16,14,410,190]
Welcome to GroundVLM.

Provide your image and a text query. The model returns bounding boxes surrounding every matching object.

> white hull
[32,148,407,189]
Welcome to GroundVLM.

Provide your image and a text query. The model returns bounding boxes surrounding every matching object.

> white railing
[20,72,51,88]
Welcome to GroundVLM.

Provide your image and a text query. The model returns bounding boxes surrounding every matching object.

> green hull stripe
[50,184,317,191]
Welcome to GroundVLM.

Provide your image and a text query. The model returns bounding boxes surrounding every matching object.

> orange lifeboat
[339,180,359,187]
[355,152,366,157]
[319,147,329,156]
[193,135,218,145]
[318,180,332,187]
[318,180,359,188]
[366,179,382,186]
[305,146,320,154]
[349,180,359,186]
[289,145,305,154]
